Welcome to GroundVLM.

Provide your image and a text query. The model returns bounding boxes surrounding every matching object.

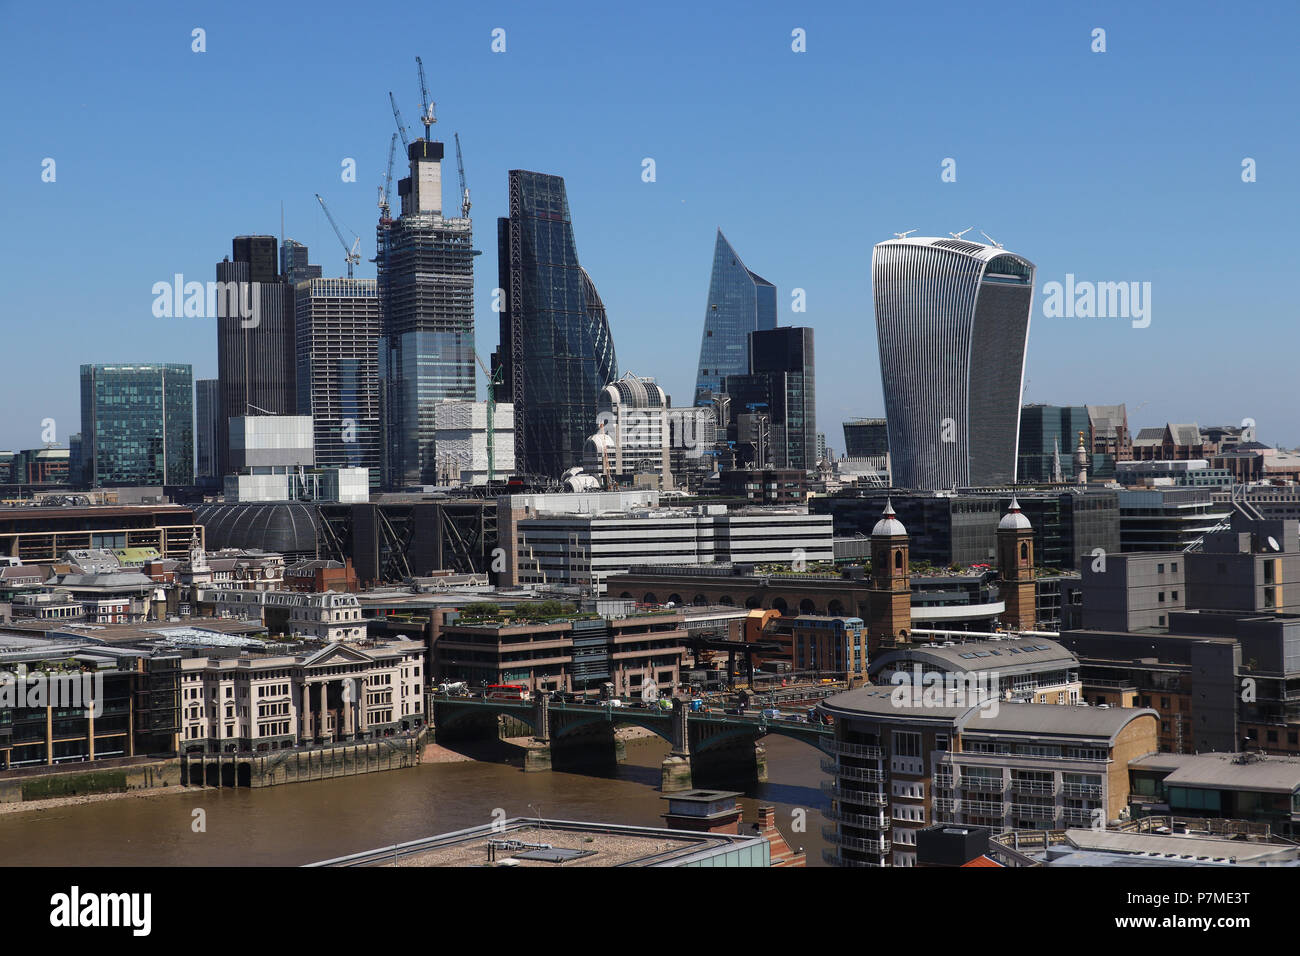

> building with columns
[178,637,425,753]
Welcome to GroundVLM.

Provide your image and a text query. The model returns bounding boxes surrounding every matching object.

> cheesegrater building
[693,230,776,406]
[871,236,1035,490]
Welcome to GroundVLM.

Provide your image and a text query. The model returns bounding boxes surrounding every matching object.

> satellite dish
[1268,536,1280,552]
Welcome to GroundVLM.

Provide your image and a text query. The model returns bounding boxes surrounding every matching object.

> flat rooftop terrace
[311,819,768,868]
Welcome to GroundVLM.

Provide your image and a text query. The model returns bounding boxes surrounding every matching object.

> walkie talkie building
[872,236,1035,490]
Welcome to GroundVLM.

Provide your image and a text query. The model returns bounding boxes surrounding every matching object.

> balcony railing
[822,739,884,760]
[1009,804,1059,823]
[823,829,892,855]
[823,808,891,830]
[822,849,882,867]
[1062,807,1100,826]
[961,799,1006,816]
[822,781,889,803]
[821,759,885,783]
[1062,783,1104,799]
[831,789,889,809]
[933,798,957,813]
[958,777,1008,793]
[1010,779,1057,796]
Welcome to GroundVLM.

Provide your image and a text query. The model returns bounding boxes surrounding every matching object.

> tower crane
[388,92,410,151]
[416,56,436,156]
[454,132,471,218]
[315,193,361,278]
[473,351,504,483]
[378,132,397,221]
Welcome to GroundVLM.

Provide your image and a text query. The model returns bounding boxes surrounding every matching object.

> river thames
[0,735,830,866]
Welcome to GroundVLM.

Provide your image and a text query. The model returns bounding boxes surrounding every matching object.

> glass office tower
[494,170,617,478]
[296,277,382,488]
[723,326,816,472]
[1019,404,1091,482]
[693,230,776,405]
[80,364,194,486]
[872,236,1035,490]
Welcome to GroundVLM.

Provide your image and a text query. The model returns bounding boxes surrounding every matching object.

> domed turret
[872,500,907,537]
[998,496,1033,531]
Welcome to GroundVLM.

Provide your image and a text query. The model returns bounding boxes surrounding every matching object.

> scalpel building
[872,237,1035,490]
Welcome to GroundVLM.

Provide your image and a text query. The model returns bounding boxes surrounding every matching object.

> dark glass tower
[80,364,194,486]
[724,326,816,472]
[1019,404,1091,482]
[693,229,776,405]
[194,378,220,481]
[494,170,617,478]
[215,235,295,477]
[378,139,476,488]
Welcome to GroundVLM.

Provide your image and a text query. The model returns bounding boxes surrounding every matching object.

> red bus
[486,683,532,702]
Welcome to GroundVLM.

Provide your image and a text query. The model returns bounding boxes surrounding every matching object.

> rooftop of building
[310,819,767,868]
[869,637,1076,675]
[1014,828,1300,867]
[1129,751,1300,793]
[0,618,267,649]
[820,686,1157,740]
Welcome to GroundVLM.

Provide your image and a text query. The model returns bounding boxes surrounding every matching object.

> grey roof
[869,638,1077,679]
[1059,828,1298,864]
[961,704,1159,741]
[821,686,1157,742]
[1129,752,1300,793]
[1086,405,1127,437]
[52,572,155,590]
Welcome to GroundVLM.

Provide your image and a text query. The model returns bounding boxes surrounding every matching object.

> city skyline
[3,2,1297,455]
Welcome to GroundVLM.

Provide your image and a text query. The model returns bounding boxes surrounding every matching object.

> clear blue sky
[2,0,1297,453]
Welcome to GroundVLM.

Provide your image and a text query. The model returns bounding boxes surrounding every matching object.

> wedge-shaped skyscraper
[872,236,1035,489]
[693,230,776,405]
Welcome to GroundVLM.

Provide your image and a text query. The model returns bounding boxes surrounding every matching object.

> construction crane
[416,56,436,156]
[454,132,471,218]
[388,92,410,150]
[378,132,397,221]
[473,351,504,483]
[315,193,361,278]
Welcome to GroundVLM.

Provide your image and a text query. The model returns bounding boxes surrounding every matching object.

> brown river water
[0,735,830,866]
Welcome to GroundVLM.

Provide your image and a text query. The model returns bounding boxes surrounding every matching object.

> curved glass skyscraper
[872,236,1035,490]
[694,230,776,405]
[495,170,617,478]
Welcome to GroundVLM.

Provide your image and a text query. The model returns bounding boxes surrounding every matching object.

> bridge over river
[431,695,833,791]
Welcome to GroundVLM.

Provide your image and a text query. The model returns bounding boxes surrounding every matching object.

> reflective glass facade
[80,364,194,486]
[1018,404,1091,482]
[295,277,381,488]
[694,230,776,405]
[872,238,1034,490]
[495,170,617,478]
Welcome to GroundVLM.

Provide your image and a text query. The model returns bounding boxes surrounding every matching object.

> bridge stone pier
[431,695,825,790]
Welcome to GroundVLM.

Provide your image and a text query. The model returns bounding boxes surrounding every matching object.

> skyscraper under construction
[378,136,476,488]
